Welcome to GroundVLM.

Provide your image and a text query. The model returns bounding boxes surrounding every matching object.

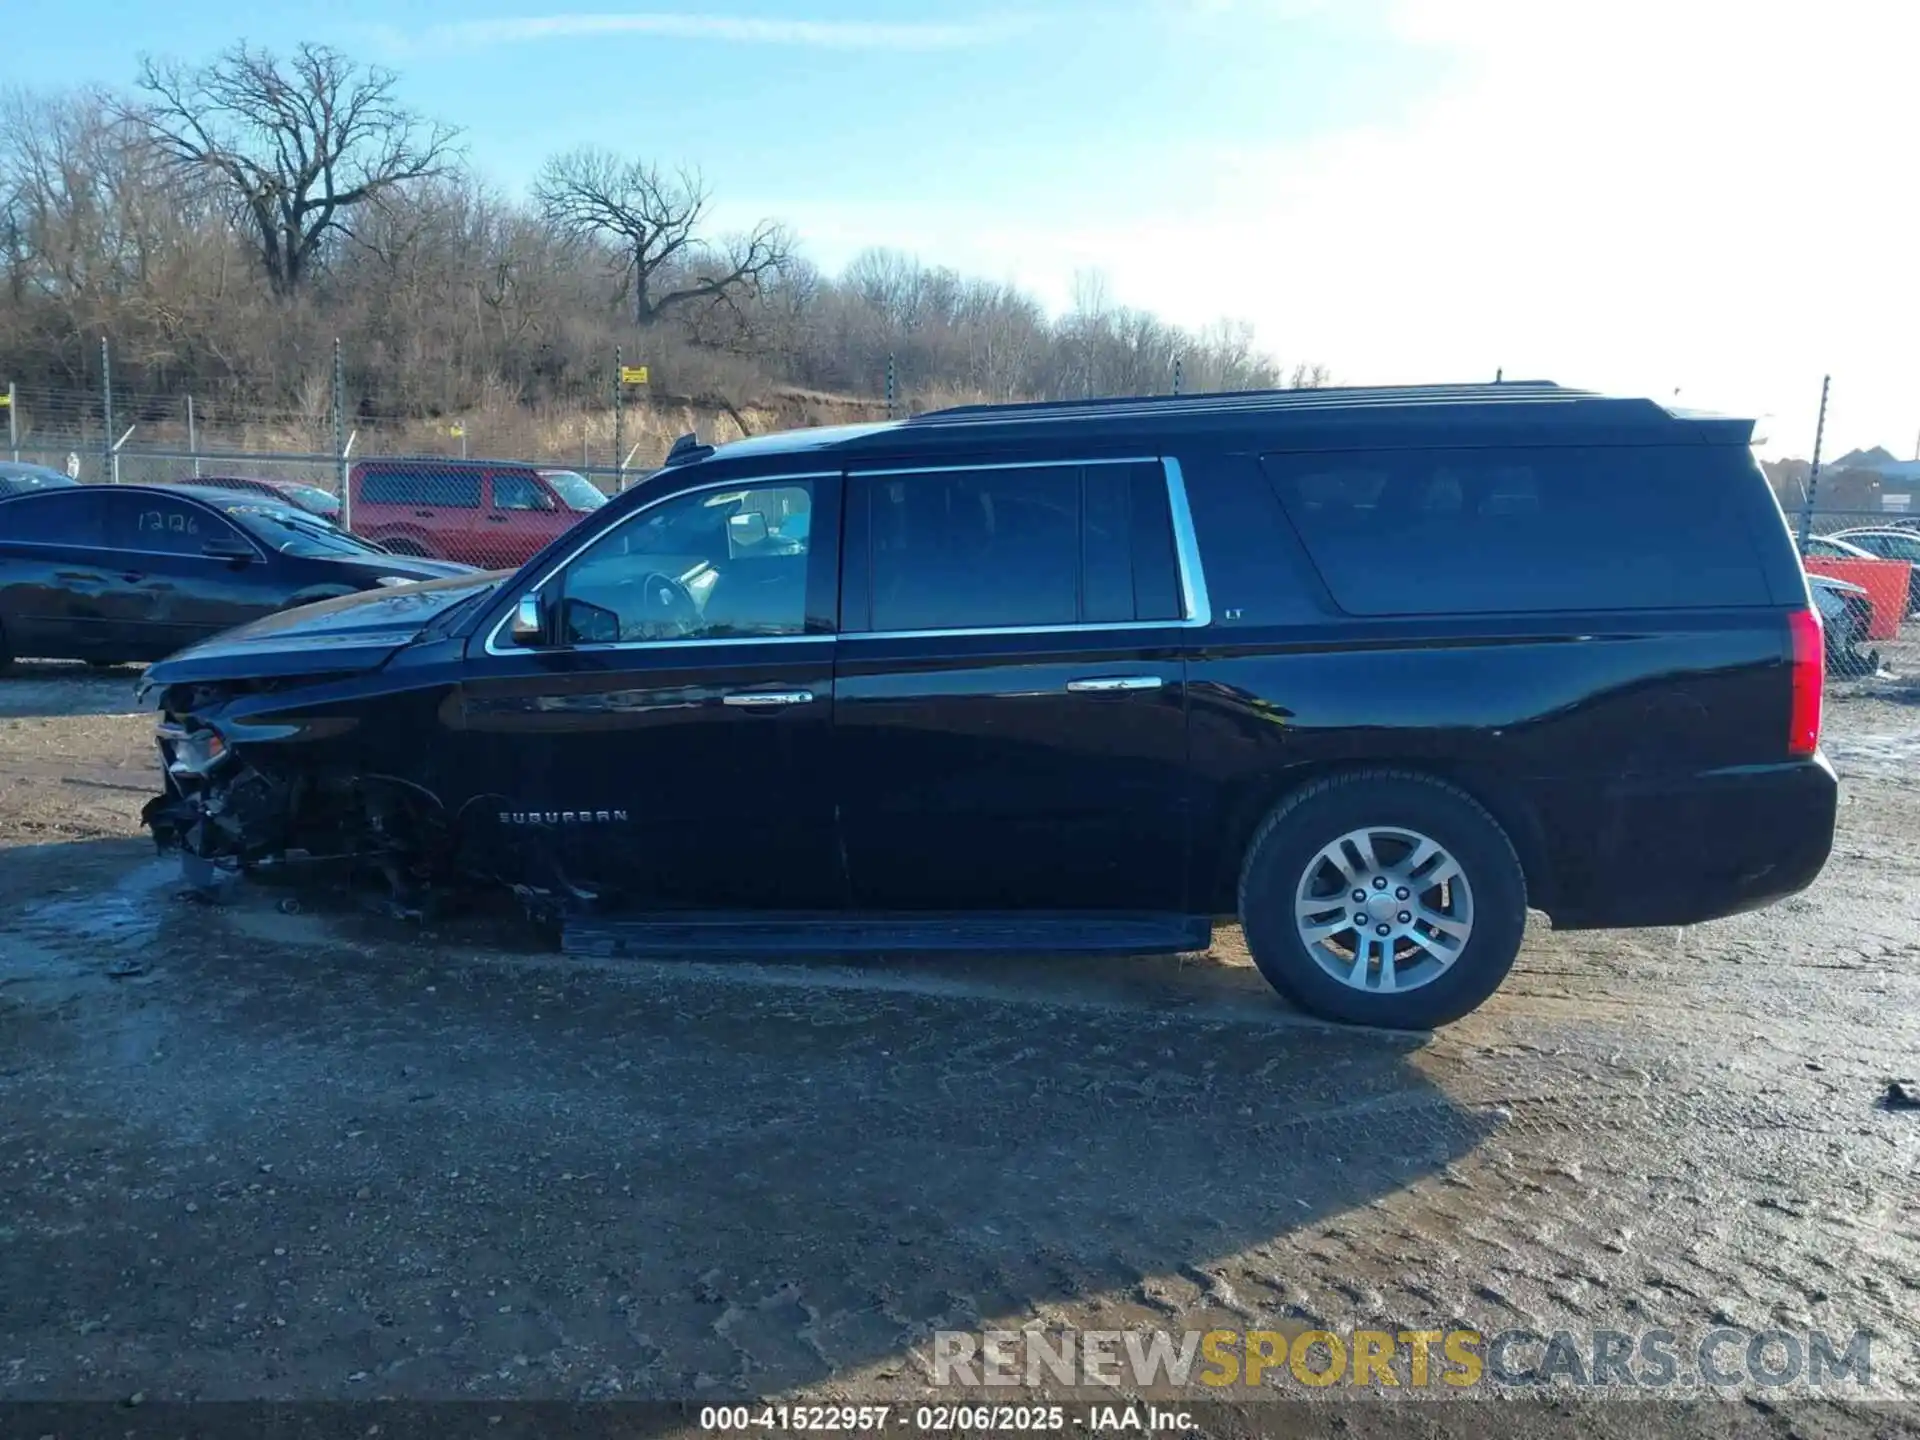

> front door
[454,471,843,910]
[833,459,1194,912]
[483,469,573,571]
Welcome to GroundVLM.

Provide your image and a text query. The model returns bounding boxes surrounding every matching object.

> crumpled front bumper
[144,721,291,864]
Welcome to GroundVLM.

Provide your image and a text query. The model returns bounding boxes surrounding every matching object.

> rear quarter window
[1261,445,1773,615]
[358,466,482,508]
[1177,452,1331,625]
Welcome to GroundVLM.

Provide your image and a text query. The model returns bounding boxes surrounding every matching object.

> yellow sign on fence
[620,365,650,386]
[0,392,10,407]
[448,423,465,437]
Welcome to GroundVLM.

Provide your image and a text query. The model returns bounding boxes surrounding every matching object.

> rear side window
[859,462,1181,632]
[0,488,104,545]
[358,466,482,508]
[1261,445,1773,615]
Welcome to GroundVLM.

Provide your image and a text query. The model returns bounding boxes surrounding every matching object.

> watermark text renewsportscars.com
[932,1326,1876,1392]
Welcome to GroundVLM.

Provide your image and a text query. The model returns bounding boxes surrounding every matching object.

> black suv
[138,383,1837,1029]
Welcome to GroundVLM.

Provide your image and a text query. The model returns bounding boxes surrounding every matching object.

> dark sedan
[0,461,78,497]
[0,483,474,669]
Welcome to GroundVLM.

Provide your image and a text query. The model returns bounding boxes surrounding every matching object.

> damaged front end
[143,679,458,912]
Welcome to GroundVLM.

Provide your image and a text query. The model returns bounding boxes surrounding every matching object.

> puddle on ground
[20,858,179,953]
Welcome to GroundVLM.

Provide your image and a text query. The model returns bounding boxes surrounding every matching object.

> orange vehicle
[1800,536,1911,640]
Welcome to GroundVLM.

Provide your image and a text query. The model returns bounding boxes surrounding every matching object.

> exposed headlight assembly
[156,722,230,778]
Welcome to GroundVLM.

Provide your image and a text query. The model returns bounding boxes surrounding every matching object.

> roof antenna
[1494,368,1503,384]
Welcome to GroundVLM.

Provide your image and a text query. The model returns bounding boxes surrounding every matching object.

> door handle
[486,515,510,523]
[1066,675,1164,692]
[722,689,815,708]
[121,572,145,584]
[414,510,435,518]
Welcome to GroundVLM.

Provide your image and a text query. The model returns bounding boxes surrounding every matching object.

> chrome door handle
[1066,675,1164,693]
[722,689,815,707]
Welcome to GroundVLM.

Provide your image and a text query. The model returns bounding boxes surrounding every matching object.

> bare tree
[124,43,458,297]
[533,148,791,325]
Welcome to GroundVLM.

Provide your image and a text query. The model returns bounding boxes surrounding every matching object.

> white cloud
[785,0,1920,457]
[380,10,1033,54]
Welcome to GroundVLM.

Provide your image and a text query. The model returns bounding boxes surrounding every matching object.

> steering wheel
[632,570,699,636]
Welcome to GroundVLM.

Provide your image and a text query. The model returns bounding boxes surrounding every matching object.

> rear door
[833,458,1197,912]
[0,488,110,658]
[357,463,481,562]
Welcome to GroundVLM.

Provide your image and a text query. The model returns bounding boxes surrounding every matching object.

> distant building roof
[1830,446,1899,470]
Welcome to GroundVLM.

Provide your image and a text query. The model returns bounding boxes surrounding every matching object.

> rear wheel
[1238,770,1528,1029]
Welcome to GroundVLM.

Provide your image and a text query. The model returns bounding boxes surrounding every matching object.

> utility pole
[187,395,200,477]
[1797,374,1831,547]
[5,380,16,462]
[886,354,897,419]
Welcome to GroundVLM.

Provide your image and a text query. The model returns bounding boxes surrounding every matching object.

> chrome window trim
[481,455,1216,656]
[841,620,1191,643]
[854,455,1158,477]
[483,471,840,657]
[1161,455,1212,627]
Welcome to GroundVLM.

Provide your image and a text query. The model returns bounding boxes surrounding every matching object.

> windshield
[0,466,75,491]
[283,484,341,515]
[539,470,609,512]
[224,504,390,559]
[1856,532,1920,560]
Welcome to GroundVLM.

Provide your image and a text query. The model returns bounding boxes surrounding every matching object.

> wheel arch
[1208,760,1558,918]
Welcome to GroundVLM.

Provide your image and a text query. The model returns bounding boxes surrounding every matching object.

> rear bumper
[1545,754,1838,930]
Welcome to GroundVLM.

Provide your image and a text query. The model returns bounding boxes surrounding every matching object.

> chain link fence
[2,360,672,572]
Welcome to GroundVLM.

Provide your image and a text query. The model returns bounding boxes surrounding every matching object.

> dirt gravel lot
[1,661,1918,1434]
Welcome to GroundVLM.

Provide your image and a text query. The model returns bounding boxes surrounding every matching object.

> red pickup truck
[345,458,608,569]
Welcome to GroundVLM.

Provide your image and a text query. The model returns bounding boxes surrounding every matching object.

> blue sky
[6,0,1919,459]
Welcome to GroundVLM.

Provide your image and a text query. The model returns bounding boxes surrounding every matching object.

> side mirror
[510,593,544,646]
[202,535,254,564]
[727,510,769,548]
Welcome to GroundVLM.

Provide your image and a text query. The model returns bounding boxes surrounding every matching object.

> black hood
[141,571,508,686]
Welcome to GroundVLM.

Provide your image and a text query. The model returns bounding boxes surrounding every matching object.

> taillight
[1788,607,1823,756]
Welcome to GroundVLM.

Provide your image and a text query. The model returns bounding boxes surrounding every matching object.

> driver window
[492,473,553,512]
[551,480,813,645]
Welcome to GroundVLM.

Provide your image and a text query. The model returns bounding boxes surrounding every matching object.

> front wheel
[1238,770,1528,1029]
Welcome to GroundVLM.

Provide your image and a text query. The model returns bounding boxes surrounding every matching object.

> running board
[562,911,1213,960]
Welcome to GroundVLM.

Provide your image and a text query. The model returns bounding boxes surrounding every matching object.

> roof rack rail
[909,381,1583,427]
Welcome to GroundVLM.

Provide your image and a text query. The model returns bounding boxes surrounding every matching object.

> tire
[0,619,11,674]
[1238,770,1527,1030]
